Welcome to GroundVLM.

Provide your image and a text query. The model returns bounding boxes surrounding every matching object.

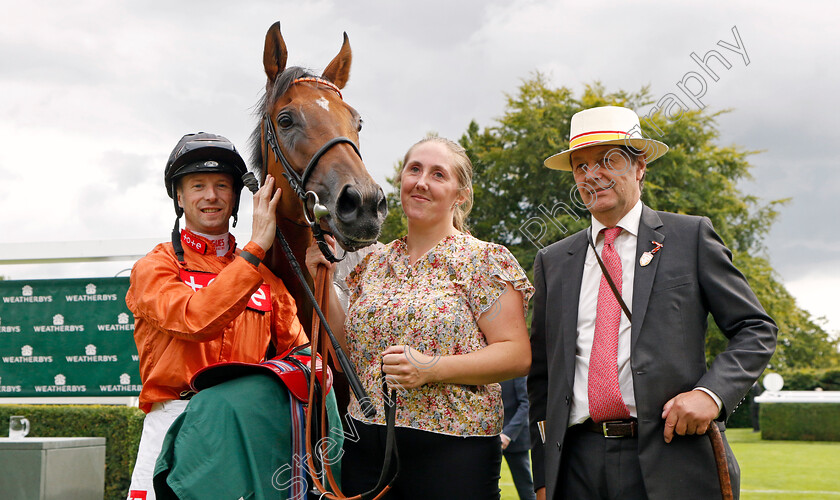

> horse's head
[251,22,386,252]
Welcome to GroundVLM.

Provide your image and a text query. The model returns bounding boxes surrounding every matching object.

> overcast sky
[1,0,838,333]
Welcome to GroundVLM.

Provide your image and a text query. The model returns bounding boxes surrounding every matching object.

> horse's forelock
[249,67,322,177]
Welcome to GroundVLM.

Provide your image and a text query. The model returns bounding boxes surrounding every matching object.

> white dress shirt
[569,201,642,426]
[568,201,722,426]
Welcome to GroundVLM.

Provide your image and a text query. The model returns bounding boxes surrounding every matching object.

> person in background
[125,132,306,500]
[528,106,777,499]
[501,376,537,500]
[306,136,534,499]
[750,381,763,432]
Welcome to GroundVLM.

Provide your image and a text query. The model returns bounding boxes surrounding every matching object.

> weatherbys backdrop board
[0,278,140,397]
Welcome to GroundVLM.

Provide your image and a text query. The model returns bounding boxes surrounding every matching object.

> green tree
[458,76,786,262]
[706,252,839,370]
[382,73,838,369]
[380,161,408,244]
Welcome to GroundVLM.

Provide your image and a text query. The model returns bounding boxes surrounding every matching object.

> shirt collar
[591,200,643,242]
[182,229,235,257]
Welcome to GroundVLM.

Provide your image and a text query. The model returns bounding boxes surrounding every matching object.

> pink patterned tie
[588,226,631,423]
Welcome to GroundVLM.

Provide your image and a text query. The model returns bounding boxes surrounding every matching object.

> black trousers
[557,424,647,500]
[342,418,502,500]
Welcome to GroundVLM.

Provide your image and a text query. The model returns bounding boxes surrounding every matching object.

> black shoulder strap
[587,228,632,322]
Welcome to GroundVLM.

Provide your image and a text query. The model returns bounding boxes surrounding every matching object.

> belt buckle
[601,420,622,438]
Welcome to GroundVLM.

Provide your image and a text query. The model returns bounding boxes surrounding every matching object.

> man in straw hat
[527,106,777,499]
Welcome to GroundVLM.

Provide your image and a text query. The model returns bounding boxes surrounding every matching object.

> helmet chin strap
[172,216,185,265]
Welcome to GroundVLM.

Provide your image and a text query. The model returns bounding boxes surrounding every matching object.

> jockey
[125,132,307,500]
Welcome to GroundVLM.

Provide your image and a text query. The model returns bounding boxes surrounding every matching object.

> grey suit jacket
[528,205,777,499]
[502,376,531,453]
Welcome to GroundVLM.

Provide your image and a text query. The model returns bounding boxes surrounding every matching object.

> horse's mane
[249,66,322,177]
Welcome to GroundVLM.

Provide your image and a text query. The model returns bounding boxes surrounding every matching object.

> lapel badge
[640,241,663,267]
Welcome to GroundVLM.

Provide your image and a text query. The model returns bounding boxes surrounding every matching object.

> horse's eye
[357,118,363,133]
[276,114,294,129]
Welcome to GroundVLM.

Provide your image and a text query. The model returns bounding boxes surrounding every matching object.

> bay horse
[248,22,397,499]
[155,23,394,500]
[249,22,387,336]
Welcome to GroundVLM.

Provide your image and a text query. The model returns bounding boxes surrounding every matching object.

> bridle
[261,76,362,263]
[253,76,399,500]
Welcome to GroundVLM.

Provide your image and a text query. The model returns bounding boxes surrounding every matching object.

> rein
[243,173,371,415]
[306,268,399,500]
[262,76,362,263]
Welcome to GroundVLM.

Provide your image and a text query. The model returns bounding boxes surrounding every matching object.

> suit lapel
[631,205,664,349]
[563,231,588,388]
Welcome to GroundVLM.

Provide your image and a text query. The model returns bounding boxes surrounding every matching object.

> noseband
[262,77,362,262]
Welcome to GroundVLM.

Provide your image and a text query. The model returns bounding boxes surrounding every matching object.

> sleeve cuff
[694,387,723,417]
[239,250,261,268]
[242,242,267,261]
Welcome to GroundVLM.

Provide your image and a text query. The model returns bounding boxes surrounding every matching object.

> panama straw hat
[544,106,669,171]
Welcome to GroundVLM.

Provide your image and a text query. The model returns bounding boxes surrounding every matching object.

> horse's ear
[322,32,351,89]
[263,21,288,88]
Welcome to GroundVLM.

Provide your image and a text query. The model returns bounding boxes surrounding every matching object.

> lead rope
[305,265,399,500]
[242,173,370,411]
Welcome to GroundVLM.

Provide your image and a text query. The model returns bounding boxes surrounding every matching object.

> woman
[306,136,533,499]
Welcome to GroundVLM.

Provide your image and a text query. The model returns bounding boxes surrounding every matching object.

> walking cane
[706,424,734,500]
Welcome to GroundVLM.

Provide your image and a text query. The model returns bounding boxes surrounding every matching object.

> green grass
[498,429,840,499]
[729,428,840,499]
[500,458,518,500]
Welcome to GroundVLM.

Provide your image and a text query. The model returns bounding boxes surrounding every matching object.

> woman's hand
[304,234,337,277]
[381,345,440,390]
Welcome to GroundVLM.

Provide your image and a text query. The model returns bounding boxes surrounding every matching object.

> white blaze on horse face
[316,97,330,111]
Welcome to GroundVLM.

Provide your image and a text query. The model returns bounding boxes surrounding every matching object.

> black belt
[578,418,637,438]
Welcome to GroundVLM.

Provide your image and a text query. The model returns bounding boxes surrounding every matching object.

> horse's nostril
[377,189,388,219]
[336,185,362,222]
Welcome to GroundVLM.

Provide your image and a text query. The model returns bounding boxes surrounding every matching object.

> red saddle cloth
[190,344,332,402]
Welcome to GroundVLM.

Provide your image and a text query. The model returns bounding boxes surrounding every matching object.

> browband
[291,77,342,99]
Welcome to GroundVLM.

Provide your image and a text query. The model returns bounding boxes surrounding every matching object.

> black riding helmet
[164,132,248,226]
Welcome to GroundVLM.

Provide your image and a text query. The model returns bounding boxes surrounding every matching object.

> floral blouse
[345,232,534,437]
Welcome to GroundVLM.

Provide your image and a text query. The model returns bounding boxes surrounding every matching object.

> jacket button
[557,442,562,451]
[565,396,570,405]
